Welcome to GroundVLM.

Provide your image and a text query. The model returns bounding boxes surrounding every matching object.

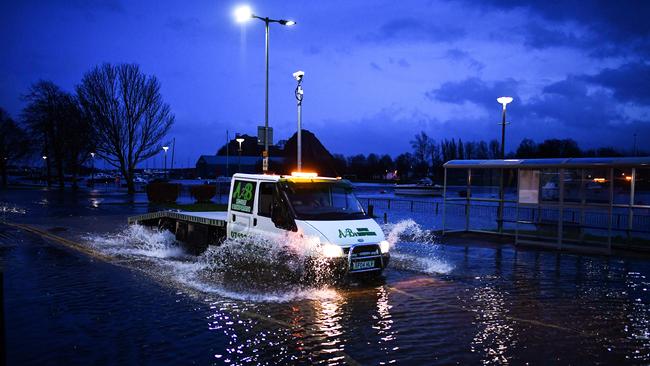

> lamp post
[236,137,245,173]
[496,96,513,233]
[293,70,304,171]
[234,5,296,172]
[162,146,169,179]
[42,155,47,186]
[497,96,513,159]
[90,152,95,187]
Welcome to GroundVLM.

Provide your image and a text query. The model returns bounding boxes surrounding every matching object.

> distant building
[196,129,339,177]
[195,155,284,178]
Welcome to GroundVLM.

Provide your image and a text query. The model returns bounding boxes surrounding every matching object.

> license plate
[352,260,376,270]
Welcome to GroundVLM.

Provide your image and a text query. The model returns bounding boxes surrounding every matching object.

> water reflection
[470,284,515,365]
[374,286,397,365]
[624,271,650,362]
[471,249,515,365]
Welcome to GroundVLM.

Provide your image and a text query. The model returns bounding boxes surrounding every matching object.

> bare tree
[0,108,30,186]
[411,131,431,177]
[22,81,68,188]
[77,63,174,193]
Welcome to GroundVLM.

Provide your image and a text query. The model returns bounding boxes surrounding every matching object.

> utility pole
[293,71,305,171]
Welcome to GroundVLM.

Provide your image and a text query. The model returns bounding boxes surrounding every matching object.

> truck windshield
[281,181,367,220]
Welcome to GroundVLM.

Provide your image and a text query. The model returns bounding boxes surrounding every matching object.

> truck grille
[345,244,380,258]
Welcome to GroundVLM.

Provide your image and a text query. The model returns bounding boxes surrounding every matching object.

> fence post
[383,212,388,224]
[368,204,374,218]
[410,201,414,212]
[388,199,391,210]
[436,202,439,215]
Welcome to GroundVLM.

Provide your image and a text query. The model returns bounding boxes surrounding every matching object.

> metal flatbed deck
[128,210,227,227]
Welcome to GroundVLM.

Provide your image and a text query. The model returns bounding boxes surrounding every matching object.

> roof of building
[197,155,284,165]
[444,157,650,169]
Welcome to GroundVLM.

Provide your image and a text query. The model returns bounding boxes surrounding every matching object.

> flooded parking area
[2,187,650,365]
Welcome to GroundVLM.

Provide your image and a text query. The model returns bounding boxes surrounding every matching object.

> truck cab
[226,172,390,275]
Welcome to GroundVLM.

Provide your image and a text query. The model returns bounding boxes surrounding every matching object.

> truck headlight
[379,240,390,254]
[322,244,344,258]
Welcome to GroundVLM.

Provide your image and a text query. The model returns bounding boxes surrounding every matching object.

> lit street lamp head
[234,5,253,23]
[162,146,169,153]
[279,20,296,26]
[293,70,305,81]
[497,96,513,109]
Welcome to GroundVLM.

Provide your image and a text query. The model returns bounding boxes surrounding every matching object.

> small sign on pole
[262,157,269,172]
[257,126,273,146]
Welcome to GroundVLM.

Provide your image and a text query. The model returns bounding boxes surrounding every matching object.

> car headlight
[379,240,390,254]
[322,243,344,258]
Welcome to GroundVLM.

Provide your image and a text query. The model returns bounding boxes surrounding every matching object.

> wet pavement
[2,187,650,365]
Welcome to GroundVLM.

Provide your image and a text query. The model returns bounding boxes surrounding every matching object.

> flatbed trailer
[128,210,228,253]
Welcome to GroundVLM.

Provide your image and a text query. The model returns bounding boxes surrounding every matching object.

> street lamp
[234,5,296,172]
[496,96,513,234]
[497,96,513,159]
[162,146,169,179]
[236,137,245,173]
[293,70,304,172]
[90,152,95,187]
[42,155,48,186]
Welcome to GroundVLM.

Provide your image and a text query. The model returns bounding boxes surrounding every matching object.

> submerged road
[2,187,650,365]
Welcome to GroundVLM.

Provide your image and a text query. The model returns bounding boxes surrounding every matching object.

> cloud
[444,48,484,72]
[370,62,382,71]
[360,17,465,44]
[467,0,650,56]
[542,76,588,97]
[519,22,583,50]
[165,16,204,38]
[425,77,519,110]
[68,0,124,13]
[389,57,410,68]
[582,62,650,104]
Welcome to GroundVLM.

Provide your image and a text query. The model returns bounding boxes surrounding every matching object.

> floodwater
[2,187,650,365]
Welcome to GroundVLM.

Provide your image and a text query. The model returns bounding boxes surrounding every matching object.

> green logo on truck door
[230,180,257,213]
[338,227,377,238]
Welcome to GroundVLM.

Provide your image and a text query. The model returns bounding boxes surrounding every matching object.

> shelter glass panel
[563,168,582,203]
[468,169,499,199]
[613,168,633,205]
[583,168,610,204]
[635,168,650,206]
[540,169,560,202]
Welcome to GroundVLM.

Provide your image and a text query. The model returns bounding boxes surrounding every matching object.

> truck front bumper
[328,244,390,275]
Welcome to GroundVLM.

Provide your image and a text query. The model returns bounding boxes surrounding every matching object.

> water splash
[382,219,454,275]
[0,202,27,216]
[85,224,185,259]
[84,225,339,302]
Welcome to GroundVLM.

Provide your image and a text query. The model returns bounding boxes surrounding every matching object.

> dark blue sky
[1,0,649,167]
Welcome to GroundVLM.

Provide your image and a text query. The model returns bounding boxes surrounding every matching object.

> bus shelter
[442,157,650,253]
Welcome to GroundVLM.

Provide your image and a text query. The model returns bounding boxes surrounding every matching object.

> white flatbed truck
[129,173,390,276]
